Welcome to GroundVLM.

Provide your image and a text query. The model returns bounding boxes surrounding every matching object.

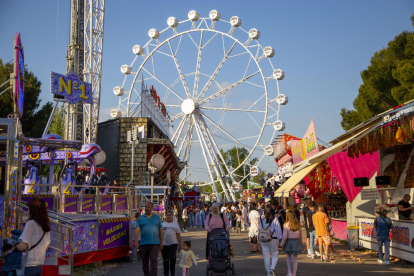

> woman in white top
[248,202,260,255]
[259,204,282,276]
[162,211,182,276]
[16,198,51,276]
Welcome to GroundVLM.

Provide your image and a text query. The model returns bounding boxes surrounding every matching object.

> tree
[340,14,414,130]
[0,59,53,137]
[48,105,66,137]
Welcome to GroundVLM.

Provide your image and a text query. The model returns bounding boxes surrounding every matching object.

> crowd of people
[128,197,342,276]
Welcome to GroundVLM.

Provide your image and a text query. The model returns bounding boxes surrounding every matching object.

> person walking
[200,205,206,228]
[135,202,164,276]
[275,205,286,233]
[306,201,317,258]
[260,204,282,276]
[16,198,51,276]
[312,203,331,262]
[195,207,201,228]
[280,211,302,276]
[130,212,141,263]
[301,198,312,257]
[374,207,392,265]
[242,203,248,231]
[173,205,178,223]
[162,211,182,276]
[224,205,235,233]
[236,209,242,233]
[179,241,197,276]
[248,202,260,255]
[188,206,195,228]
[182,206,188,233]
[204,203,231,260]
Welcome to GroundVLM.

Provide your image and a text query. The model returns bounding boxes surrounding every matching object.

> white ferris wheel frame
[116,16,284,202]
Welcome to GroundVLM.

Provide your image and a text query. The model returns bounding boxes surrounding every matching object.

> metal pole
[131,141,134,183]
[150,168,154,203]
[42,101,59,137]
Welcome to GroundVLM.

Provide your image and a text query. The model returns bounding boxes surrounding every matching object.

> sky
[1,0,413,183]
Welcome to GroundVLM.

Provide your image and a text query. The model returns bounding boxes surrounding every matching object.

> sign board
[13,33,24,117]
[64,195,78,212]
[82,195,95,212]
[50,72,92,104]
[21,195,54,211]
[358,217,414,263]
[100,195,113,211]
[360,189,380,200]
[291,119,320,164]
[98,217,129,250]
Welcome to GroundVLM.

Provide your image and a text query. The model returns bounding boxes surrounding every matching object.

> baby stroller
[206,228,235,275]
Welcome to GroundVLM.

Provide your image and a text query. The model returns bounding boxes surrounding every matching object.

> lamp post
[149,154,165,202]
[127,126,140,185]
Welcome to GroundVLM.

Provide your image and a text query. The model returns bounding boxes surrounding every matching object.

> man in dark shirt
[398,194,413,220]
[306,201,317,258]
[302,198,311,257]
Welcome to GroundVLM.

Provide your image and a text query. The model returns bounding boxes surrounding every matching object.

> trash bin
[346,226,359,250]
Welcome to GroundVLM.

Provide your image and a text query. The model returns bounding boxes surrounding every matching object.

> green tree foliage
[340,14,414,130]
[48,105,66,137]
[0,59,52,137]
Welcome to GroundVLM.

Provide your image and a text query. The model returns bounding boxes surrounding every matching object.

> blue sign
[50,72,93,104]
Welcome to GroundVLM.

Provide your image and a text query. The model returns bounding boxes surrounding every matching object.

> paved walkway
[109,227,414,275]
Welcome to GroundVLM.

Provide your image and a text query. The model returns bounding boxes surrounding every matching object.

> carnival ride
[113,10,288,202]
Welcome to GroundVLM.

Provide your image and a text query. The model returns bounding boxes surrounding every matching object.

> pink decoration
[327,150,379,203]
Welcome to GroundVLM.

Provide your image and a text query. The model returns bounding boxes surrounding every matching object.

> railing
[20,183,140,219]
[16,203,75,275]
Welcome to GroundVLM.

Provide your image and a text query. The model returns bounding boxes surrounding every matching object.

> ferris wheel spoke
[196,40,238,102]
[199,106,265,113]
[169,111,185,123]
[201,112,251,152]
[193,30,204,99]
[186,33,199,48]
[141,67,184,101]
[202,32,218,49]
[171,114,189,145]
[247,112,262,130]
[167,40,192,99]
[198,70,261,106]
[164,104,181,108]
[177,117,193,157]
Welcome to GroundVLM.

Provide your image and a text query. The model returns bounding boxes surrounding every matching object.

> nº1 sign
[50,71,93,104]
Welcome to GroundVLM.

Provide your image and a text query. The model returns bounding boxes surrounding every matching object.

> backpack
[258,217,275,242]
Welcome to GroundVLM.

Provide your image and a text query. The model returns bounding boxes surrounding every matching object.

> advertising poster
[82,195,95,212]
[115,195,127,210]
[21,195,54,211]
[100,195,113,211]
[98,217,129,250]
[291,119,320,164]
[64,195,78,212]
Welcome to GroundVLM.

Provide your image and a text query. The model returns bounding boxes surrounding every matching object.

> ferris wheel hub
[181,99,196,115]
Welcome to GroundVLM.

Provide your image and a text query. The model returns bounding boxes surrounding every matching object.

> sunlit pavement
[109,227,414,275]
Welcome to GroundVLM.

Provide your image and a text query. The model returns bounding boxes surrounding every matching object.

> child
[236,209,242,233]
[179,240,197,276]
[280,211,302,276]
[130,212,141,263]
[195,207,201,228]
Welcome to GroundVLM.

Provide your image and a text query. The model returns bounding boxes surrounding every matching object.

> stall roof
[292,119,382,172]
[274,162,321,197]
[21,137,82,148]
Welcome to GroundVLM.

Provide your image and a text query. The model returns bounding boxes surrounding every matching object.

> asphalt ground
[109,227,414,275]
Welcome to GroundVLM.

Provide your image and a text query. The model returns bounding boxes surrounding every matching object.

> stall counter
[357,216,414,263]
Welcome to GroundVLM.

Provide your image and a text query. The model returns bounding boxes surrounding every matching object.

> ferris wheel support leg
[193,114,231,202]
[192,114,221,203]
[201,117,237,202]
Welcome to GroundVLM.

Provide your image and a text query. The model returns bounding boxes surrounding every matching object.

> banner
[291,119,320,164]
[100,195,113,211]
[51,72,92,104]
[98,217,129,250]
[21,195,54,211]
[115,195,127,210]
[74,220,97,254]
[358,217,414,263]
[82,195,95,212]
[64,195,78,212]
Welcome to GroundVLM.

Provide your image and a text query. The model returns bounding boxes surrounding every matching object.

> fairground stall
[275,100,414,262]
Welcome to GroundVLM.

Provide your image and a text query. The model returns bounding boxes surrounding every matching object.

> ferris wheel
[112,10,288,202]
